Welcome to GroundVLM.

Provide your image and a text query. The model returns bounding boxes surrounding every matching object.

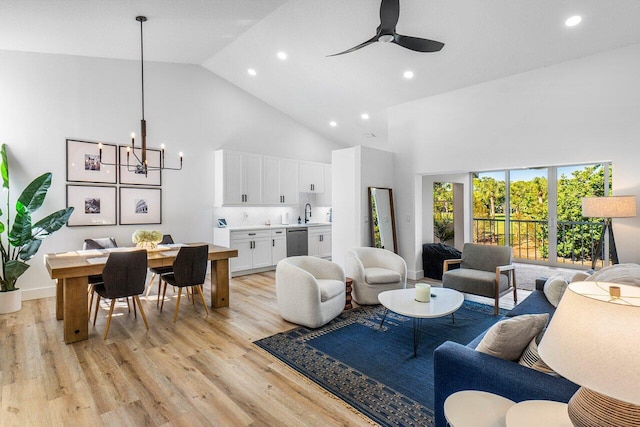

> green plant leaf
[4,259,29,284]
[16,172,51,215]
[8,210,32,247]
[0,221,4,234]
[31,207,74,239]
[18,239,42,261]
[1,144,8,190]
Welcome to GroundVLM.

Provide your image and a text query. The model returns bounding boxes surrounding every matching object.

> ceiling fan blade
[379,0,400,31]
[393,33,444,52]
[327,36,378,57]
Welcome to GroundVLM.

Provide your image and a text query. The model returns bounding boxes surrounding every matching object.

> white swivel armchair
[275,256,346,329]
[345,247,407,305]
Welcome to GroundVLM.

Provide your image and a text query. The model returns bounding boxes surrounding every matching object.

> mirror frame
[368,186,398,253]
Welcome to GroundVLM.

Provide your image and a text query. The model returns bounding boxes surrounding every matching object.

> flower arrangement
[132,230,163,249]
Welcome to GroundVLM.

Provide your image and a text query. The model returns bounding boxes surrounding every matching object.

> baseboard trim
[407,269,424,281]
[22,285,56,301]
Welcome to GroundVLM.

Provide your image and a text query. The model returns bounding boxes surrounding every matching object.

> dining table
[44,242,238,344]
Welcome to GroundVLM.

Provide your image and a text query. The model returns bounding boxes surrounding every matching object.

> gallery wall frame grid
[119,187,162,225]
[66,139,117,184]
[66,185,117,227]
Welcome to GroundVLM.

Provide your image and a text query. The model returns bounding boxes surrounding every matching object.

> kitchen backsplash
[214,194,332,228]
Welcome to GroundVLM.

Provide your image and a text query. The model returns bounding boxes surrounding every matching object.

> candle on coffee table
[415,283,431,302]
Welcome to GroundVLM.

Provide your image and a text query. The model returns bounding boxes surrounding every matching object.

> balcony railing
[473,217,604,267]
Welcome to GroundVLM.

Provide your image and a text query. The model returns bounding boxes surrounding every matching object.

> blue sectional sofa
[433,279,580,427]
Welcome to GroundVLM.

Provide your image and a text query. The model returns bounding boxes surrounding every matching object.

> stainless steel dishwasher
[286,227,308,256]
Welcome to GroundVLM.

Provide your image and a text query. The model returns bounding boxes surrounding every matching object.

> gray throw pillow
[543,275,568,307]
[476,313,549,361]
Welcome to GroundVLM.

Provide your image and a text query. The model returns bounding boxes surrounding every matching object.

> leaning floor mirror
[368,187,398,253]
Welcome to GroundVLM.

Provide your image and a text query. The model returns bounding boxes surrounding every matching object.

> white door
[308,232,320,257]
[318,232,332,258]
[280,158,299,205]
[317,164,332,206]
[262,156,281,204]
[230,239,252,272]
[251,237,272,268]
[272,236,287,265]
[243,153,263,204]
[223,151,244,205]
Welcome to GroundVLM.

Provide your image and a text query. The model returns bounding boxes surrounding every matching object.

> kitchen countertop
[219,222,332,231]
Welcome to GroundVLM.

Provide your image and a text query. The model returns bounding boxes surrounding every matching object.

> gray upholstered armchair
[442,243,516,315]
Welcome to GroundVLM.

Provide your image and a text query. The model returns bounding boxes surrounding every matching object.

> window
[472,163,611,267]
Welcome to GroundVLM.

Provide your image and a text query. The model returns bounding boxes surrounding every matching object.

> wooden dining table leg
[63,276,89,343]
[56,279,64,320]
[209,259,230,308]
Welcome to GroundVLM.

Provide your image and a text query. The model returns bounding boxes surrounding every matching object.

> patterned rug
[254,301,504,426]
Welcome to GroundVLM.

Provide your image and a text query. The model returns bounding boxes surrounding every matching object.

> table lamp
[538,281,640,426]
[581,195,636,269]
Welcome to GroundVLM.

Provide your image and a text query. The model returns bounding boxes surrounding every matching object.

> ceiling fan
[328,0,444,57]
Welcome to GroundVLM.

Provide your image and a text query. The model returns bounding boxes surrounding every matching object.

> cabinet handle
[272,239,275,247]
[248,233,256,236]
[311,184,314,191]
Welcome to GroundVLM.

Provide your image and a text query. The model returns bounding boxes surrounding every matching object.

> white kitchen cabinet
[299,161,325,193]
[271,228,287,265]
[316,164,332,206]
[226,230,272,273]
[263,156,299,205]
[308,226,332,258]
[214,150,263,206]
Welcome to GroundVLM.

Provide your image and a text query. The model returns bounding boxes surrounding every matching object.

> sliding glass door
[472,163,610,267]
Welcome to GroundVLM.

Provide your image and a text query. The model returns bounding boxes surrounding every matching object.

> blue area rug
[254,301,504,426]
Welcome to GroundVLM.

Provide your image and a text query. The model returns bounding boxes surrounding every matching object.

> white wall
[331,145,394,270]
[389,43,640,278]
[0,49,342,299]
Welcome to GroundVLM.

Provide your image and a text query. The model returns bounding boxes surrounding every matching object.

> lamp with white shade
[538,281,640,426]
[581,196,636,269]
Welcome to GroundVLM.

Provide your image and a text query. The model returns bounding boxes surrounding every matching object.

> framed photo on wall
[118,146,162,186]
[66,185,117,226]
[66,139,117,184]
[119,187,162,225]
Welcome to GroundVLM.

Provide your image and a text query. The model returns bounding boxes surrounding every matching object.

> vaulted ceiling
[2,0,640,150]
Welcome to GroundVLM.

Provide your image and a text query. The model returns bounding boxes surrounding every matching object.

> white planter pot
[0,289,22,314]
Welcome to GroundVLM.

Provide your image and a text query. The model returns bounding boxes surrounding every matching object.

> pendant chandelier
[99,15,183,176]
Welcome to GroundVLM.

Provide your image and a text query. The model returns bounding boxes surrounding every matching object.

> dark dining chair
[159,245,209,322]
[84,237,118,315]
[91,250,149,340]
[145,234,175,303]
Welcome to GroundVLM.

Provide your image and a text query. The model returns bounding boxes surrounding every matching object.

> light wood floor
[0,272,372,427]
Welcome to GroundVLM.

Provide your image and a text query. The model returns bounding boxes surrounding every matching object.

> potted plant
[0,144,74,314]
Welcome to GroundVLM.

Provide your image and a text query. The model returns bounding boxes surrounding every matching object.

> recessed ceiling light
[247,68,257,76]
[277,51,288,60]
[361,113,370,120]
[565,15,582,27]
[329,121,337,127]
[403,70,414,79]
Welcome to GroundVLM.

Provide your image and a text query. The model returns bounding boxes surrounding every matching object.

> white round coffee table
[378,287,464,357]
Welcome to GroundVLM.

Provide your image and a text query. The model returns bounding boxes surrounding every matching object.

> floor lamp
[582,196,637,270]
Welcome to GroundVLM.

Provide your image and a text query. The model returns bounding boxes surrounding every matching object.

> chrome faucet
[304,203,312,224]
